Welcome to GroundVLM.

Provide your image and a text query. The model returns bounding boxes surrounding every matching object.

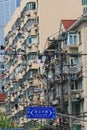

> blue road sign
[26,106,56,119]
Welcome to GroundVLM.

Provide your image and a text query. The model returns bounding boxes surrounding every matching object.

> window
[15,18,21,28]
[72,103,80,115]
[0,64,4,69]
[27,19,36,27]
[71,81,78,90]
[78,31,82,44]
[24,19,36,30]
[28,69,38,79]
[82,0,87,5]
[15,65,23,74]
[70,34,77,44]
[26,2,36,10]
[70,57,78,66]
[27,35,38,44]
[27,52,37,61]
[73,125,81,130]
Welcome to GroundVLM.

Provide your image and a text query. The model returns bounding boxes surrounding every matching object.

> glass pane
[75,81,78,89]
[82,0,87,5]
[73,58,78,65]
[74,35,77,44]
[32,36,38,43]
[28,36,31,43]
[70,35,73,44]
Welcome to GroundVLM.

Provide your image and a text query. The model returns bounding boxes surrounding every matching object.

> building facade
[40,8,87,130]
[4,0,85,128]
[0,0,21,44]
[4,0,45,126]
[0,0,21,90]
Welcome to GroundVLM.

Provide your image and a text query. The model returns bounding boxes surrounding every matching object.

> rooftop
[0,93,6,102]
[61,20,77,30]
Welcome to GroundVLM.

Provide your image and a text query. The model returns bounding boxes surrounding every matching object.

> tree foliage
[0,112,15,128]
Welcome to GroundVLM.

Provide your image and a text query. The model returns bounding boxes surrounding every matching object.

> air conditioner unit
[35,28,38,32]
[14,58,17,63]
[26,11,30,17]
[24,82,27,86]
[13,31,16,35]
[30,74,33,79]
[4,57,8,60]
[10,32,14,37]
[35,44,38,47]
[27,44,32,48]
[7,70,9,73]
[34,23,38,27]
[21,18,24,22]
[27,28,31,32]
[34,10,37,15]
[16,26,20,30]
[76,94,80,99]
[37,95,40,100]
[20,69,23,73]
[19,39,22,43]
[21,35,25,39]
[29,80,33,84]
[21,46,25,52]
[13,44,17,49]
[11,109,14,112]
[28,61,32,66]
[10,84,13,88]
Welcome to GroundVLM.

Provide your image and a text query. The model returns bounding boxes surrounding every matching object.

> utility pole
[58,38,64,113]
[46,63,50,128]
[58,38,64,130]
[67,54,72,130]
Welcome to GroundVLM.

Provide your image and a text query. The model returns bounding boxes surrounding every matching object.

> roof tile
[61,20,77,30]
[0,93,6,102]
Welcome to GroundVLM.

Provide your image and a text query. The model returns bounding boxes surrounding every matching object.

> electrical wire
[43,13,83,51]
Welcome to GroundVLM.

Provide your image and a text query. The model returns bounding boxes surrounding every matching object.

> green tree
[0,112,15,128]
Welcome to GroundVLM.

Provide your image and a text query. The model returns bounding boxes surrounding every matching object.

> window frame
[82,0,87,5]
[69,33,77,44]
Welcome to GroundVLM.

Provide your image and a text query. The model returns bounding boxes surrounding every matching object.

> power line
[56,112,87,122]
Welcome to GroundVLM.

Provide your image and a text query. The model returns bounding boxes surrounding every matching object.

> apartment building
[0,0,21,92]
[40,8,87,130]
[4,0,45,126]
[66,10,87,130]
[0,0,21,44]
[4,0,83,128]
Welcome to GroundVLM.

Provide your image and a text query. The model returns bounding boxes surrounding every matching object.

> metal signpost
[26,106,56,119]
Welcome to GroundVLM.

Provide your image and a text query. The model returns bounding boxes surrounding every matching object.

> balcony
[25,9,37,21]
[27,62,39,72]
[65,44,78,50]
[26,44,38,54]
[26,25,38,36]
[64,89,82,103]
[16,40,23,50]
[15,73,23,80]
[71,90,82,101]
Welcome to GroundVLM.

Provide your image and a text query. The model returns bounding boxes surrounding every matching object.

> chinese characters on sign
[26,106,56,119]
